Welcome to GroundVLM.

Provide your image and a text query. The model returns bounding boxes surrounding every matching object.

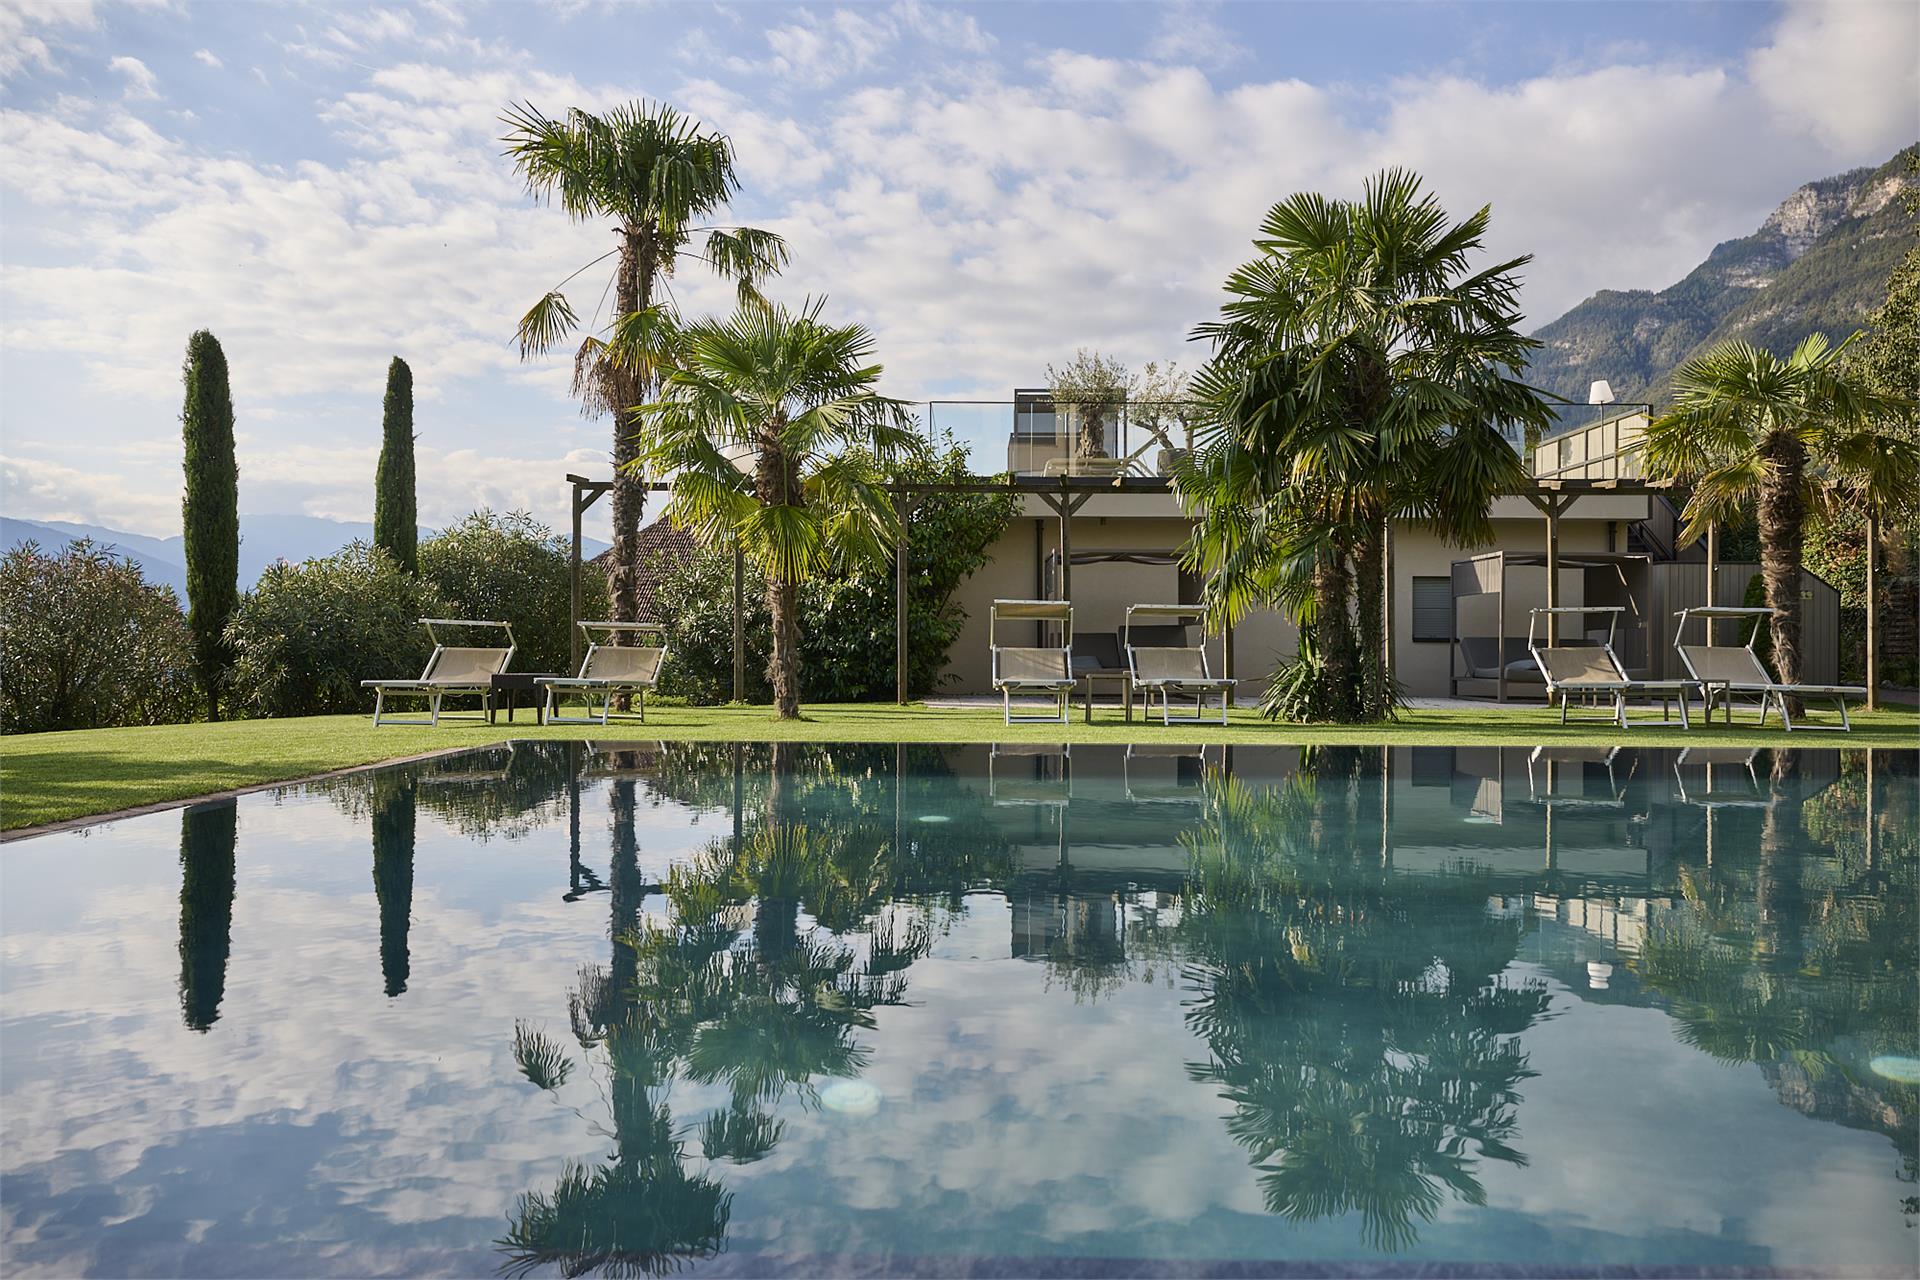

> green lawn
[4,700,1915,832]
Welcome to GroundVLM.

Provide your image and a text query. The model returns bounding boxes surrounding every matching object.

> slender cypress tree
[181,330,239,721]
[374,356,417,572]
[371,775,417,998]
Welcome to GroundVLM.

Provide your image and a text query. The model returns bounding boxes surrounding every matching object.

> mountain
[1529,145,1918,411]
[3,516,190,598]
[4,513,613,597]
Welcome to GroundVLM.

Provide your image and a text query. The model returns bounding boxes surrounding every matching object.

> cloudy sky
[1,0,1914,542]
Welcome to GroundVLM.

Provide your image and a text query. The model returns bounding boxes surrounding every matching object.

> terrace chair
[1125,604,1233,726]
[363,619,516,726]
[1527,607,1698,730]
[1673,606,1864,732]
[990,599,1076,724]
[537,623,668,726]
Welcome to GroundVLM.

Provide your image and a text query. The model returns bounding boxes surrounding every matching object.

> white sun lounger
[362,619,516,726]
[1528,607,1697,730]
[1125,604,1233,726]
[991,600,1075,724]
[536,623,668,726]
[1674,606,1864,732]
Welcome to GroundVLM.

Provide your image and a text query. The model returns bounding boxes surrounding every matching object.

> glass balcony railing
[1528,404,1654,482]
[925,398,1205,479]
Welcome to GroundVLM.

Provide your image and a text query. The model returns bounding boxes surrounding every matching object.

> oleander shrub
[418,510,604,677]
[225,542,442,717]
[0,539,198,733]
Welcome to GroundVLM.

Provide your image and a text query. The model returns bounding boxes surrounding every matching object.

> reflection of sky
[1,749,1914,1275]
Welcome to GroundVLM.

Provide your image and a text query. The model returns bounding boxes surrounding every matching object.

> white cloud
[0,0,96,82]
[1148,0,1248,70]
[1748,0,1920,155]
[108,54,160,99]
[192,48,222,69]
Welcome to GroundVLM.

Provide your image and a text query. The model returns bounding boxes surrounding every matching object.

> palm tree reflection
[1176,752,1550,1251]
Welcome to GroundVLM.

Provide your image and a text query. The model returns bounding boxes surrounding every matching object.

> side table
[489,673,557,725]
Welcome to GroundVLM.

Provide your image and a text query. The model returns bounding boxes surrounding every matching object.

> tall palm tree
[1180,169,1551,722]
[633,298,920,718]
[503,100,787,637]
[1643,334,1905,692]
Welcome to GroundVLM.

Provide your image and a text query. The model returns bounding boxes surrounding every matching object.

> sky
[0,0,1915,543]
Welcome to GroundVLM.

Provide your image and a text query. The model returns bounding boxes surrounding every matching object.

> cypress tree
[181,330,239,721]
[374,356,417,572]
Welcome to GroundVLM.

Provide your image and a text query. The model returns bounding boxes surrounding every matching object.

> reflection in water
[371,775,416,998]
[1177,751,1549,1251]
[177,798,237,1031]
[5,741,1915,1276]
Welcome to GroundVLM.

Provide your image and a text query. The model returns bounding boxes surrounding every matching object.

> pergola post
[1704,523,1720,644]
[566,475,612,672]
[732,539,745,703]
[1866,508,1879,711]
[895,486,914,705]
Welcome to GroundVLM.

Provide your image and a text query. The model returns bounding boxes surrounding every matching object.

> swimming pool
[2,742,1914,1277]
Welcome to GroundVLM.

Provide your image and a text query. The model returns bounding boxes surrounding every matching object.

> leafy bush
[225,542,441,717]
[0,539,199,733]
[419,510,604,676]
[653,444,1017,703]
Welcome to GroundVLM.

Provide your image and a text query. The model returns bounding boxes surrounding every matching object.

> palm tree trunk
[1313,549,1359,723]
[607,233,654,642]
[766,575,801,718]
[755,437,803,719]
[1352,522,1387,720]
[1757,433,1807,706]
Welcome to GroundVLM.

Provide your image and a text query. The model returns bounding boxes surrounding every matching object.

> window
[1411,577,1451,643]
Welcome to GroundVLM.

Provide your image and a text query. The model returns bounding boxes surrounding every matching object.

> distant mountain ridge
[1529,145,1918,410]
[4,513,612,601]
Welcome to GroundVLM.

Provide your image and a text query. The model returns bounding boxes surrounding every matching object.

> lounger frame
[538,623,668,726]
[1672,607,1862,732]
[1527,607,1697,730]
[1124,604,1232,726]
[363,620,516,726]
[991,600,1075,724]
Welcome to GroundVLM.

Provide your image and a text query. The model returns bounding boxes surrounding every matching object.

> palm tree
[1180,169,1552,722]
[1643,334,1906,693]
[632,299,920,718]
[503,100,787,637]
[1823,421,1920,708]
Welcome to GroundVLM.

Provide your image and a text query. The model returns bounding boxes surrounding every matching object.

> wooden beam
[732,539,746,703]
[1866,508,1880,711]
[895,488,913,705]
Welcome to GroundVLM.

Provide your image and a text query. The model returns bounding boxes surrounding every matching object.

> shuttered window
[1411,577,1451,643]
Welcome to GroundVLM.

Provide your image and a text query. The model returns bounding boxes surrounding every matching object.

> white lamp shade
[1588,380,1615,405]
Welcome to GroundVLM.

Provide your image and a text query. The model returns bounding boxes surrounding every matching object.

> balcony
[926,391,1203,480]
[1529,404,1654,482]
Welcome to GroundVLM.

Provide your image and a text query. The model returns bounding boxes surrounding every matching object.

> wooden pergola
[568,472,1684,705]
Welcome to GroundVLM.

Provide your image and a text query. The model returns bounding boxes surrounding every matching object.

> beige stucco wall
[934,491,1650,699]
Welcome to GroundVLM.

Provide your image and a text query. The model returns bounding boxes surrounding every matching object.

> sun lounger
[1125,604,1232,726]
[536,623,667,726]
[1528,607,1697,729]
[1674,606,1864,732]
[362,619,516,726]
[991,600,1075,724]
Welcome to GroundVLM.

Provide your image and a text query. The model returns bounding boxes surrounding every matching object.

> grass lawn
[4,700,1915,833]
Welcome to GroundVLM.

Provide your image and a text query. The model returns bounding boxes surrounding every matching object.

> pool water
[2,742,1914,1277]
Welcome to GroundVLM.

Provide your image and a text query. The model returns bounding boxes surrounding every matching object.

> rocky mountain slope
[1529,145,1917,409]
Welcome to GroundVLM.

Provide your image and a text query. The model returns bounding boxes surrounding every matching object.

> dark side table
[489,673,556,725]
[1080,671,1135,723]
